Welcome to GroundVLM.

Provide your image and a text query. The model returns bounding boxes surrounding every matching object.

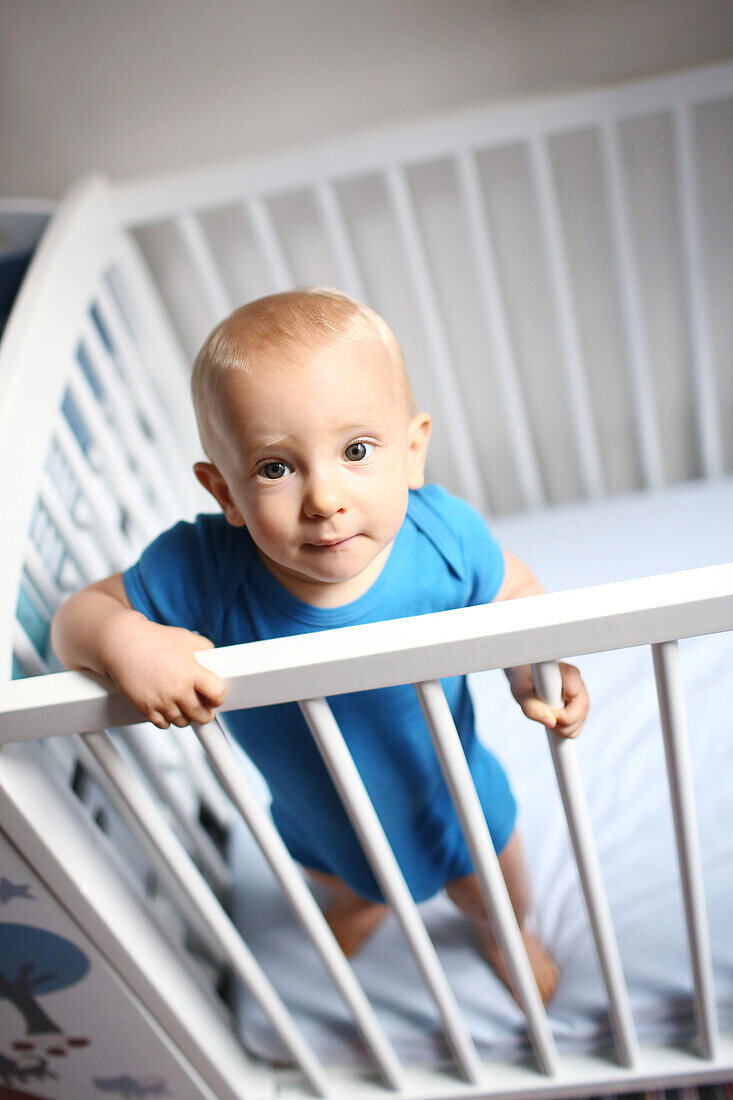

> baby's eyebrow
[248,433,292,450]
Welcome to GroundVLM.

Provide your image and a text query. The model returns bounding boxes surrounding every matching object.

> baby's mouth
[307,535,356,548]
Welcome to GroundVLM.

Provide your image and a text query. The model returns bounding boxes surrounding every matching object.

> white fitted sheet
[229,476,733,1066]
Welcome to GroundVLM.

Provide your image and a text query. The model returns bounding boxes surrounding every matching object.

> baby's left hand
[507,661,589,739]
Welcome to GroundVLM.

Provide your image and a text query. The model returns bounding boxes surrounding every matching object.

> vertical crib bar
[531,660,639,1068]
[94,285,193,501]
[173,726,234,834]
[455,150,545,510]
[384,164,489,515]
[651,640,719,1060]
[13,622,47,677]
[672,105,723,479]
[528,135,605,500]
[115,724,231,895]
[79,728,330,1098]
[82,321,180,522]
[245,196,294,292]
[314,181,367,301]
[414,679,558,1077]
[599,121,665,491]
[299,697,483,1085]
[53,416,131,570]
[34,487,233,885]
[192,718,404,1092]
[24,540,62,613]
[177,210,233,322]
[39,471,111,581]
[66,367,161,538]
[10,632,232,947]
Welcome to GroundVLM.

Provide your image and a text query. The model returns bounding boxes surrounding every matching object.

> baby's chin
[260,539,394,605]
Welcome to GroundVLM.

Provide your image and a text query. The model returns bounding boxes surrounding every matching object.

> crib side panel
[0,178,279,1099]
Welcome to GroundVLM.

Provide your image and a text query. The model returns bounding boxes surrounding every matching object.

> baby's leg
[446,828,560,1006]
[305,867,388,958]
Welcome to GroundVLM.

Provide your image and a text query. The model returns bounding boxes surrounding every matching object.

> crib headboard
[114,60,733,515]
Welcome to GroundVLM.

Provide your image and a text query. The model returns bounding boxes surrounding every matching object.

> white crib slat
[39,470,111,582]
[314,181,367,301]
[384,165,489,515]
[177,210,233,323]
[115,724,232,896]
[298,696,483,1085]
[82,318,179,522]
[30,493,232,886]
[94,284,194,510]
[174,727,234,835]
[528,136,606,500]
[245,196,294,292]
[455,150,545,510]
[66,365,161,539]
[599,121,665,490]
[672,106,723,479]
[531,660,640,1069]
[651,640,719,1060]
[11,635,233,973]
[24,539,63,614]
[414,678,558,1076]
[79,728,330,1098]
[13,622,47,677]
[192,717,405,1092]
[53,416,131,570]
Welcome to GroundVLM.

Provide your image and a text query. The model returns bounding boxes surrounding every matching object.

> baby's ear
[193,462,245,526]
[406,412,432,489]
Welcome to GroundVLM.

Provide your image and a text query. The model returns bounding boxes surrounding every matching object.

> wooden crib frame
[1,60,732,1100]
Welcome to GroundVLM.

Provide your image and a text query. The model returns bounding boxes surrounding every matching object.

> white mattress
[229,476,733,1067]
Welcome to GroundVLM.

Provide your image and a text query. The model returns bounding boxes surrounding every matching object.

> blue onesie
[123,484,517,903]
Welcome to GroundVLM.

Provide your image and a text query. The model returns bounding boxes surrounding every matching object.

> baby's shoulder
[406,485,504,601]
[138,512,254,590]
[407,484,488,544]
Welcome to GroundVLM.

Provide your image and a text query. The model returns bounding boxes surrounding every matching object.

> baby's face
[199,333,430,606]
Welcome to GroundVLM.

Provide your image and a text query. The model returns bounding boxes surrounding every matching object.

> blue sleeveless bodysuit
[123,484,516,902]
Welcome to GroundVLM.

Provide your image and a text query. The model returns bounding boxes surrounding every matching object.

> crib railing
[2,565,732,1098]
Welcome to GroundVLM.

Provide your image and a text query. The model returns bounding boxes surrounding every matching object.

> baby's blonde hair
[191,287,414,460]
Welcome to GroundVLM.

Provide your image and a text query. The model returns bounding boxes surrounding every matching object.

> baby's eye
[259,461,292,480]
[344,441,375,463]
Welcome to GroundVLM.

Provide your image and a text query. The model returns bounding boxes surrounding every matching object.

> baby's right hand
[104,613,226,729]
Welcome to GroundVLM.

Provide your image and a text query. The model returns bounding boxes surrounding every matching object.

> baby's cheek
[247,499,293,551]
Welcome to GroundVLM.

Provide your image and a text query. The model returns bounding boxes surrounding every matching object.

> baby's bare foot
[324,900,388,958]
[477,926,560,1007]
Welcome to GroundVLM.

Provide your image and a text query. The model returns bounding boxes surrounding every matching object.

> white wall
[1,0,731,199]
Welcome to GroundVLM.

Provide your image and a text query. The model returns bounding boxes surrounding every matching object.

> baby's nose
[303,473,344,519]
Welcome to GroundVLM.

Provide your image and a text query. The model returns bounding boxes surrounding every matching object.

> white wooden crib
[0,61,731,1100]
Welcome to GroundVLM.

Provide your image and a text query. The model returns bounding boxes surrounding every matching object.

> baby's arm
[494,549,589,739]
[51,574,226,729]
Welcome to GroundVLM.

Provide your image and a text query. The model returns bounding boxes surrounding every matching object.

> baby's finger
[164,707,189,728]
[558,695,588,727]
[522,697,559,729]
[559,662,586,701]
[553,702,587,738]
[181,690,219,726]
[147,710,171,730]
[194,667,226,707]
[551,713,583,738]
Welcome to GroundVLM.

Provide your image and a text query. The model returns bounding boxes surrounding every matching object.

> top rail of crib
[1,561,731,745]
[112,60,733,226]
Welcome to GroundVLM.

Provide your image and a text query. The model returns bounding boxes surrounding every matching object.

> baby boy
[52,287,589,1005]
